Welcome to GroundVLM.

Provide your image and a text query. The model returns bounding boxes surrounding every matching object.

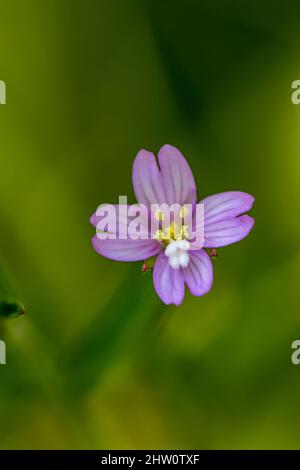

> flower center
[152,208,191,269]
[165,239,190,269]
[154,222,189,246]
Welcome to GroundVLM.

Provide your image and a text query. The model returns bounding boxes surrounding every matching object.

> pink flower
[91,145,254,306]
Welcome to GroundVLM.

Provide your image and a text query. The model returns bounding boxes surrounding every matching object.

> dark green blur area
[0,0,300,449]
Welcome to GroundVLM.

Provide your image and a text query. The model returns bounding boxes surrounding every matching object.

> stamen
[179,205,189,217]
[180,225,189,239]
[153,218,190,253]
[154,209,165,221]
[154,229,164,240]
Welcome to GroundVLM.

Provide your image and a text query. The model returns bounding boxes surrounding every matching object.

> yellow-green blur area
[0,0,300,450]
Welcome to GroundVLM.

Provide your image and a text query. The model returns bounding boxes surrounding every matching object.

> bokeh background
[0,0,300,450]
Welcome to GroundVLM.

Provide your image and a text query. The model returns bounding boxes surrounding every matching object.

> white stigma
[165,239,190,269]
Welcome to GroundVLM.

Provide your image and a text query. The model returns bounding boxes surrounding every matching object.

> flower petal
[158,144,197,205]
[183,250,213,296]
[203,215,254,248]
[90,204,149,238]
[92,235,161,262]
[153,252,185,305]
[201,191,254,224]
[91,203,161,261]
[132,150,167,205]
[132,145,197,206]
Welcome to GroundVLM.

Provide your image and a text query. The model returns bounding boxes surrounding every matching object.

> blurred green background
[0,0,300,450]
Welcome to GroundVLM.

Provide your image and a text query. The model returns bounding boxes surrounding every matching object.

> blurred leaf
[0,263,25,320]
[0,301,25,319]
[62,265,165,395]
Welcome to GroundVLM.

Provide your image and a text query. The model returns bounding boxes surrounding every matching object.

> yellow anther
[154,222,190,244]
[173,223,182,240]
[154,229,164,240]
[181,225,189,238]
[179,206,189,218]
[154,210,165,221]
